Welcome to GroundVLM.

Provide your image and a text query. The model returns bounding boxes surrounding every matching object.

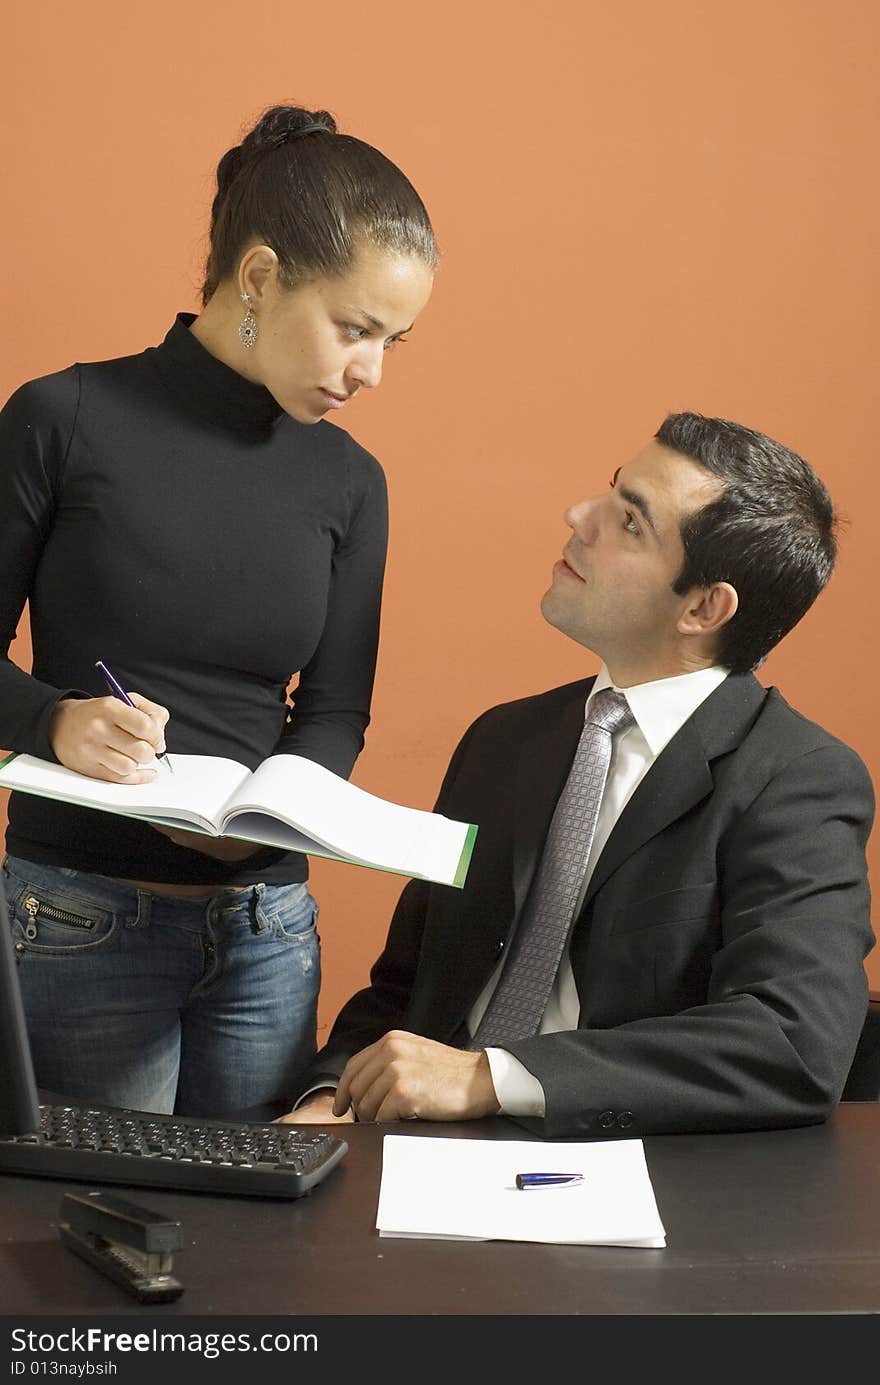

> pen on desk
[95,660,174,772]
[515,1173,584,1190]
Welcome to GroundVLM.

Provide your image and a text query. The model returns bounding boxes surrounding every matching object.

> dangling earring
[239,293,258,349]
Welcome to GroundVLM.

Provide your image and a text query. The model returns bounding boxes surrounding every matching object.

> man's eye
[342,324,367,340]
[383,334,409,352]
[623,513,639,535]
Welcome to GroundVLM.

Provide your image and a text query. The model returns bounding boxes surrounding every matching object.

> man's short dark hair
[656,412,838,673]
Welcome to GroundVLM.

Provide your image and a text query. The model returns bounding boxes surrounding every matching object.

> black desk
[2,1105,880,1317]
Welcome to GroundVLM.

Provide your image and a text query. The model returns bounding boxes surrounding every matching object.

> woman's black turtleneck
[0,314,388,884]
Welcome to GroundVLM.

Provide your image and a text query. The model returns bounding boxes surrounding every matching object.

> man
[289,412,875,1138]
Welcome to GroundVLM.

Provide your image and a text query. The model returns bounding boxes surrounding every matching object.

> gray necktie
[468,689,634,1050]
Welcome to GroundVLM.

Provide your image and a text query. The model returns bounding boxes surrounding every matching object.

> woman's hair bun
[247,105,337,153]
[214,106,335,202]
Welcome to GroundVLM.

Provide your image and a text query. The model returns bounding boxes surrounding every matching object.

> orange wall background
[3,0,879,1031]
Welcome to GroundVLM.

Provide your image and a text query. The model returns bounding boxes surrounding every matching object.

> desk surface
[2,1104,880,1317]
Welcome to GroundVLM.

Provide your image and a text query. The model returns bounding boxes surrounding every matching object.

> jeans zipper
[21,893,97,940]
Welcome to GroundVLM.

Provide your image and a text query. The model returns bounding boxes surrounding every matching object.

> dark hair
[202,104,438,304]
[657,411,838,673]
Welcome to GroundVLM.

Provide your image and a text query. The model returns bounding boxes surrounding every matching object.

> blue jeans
[2,856,320,1119]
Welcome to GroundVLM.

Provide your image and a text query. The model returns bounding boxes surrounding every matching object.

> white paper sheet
[376,1135,666,1247]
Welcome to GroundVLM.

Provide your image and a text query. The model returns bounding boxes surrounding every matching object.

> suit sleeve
[505,740,876,1138]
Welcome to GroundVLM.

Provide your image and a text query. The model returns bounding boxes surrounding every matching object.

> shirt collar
[150,313,286,435]
[586,664,729,759]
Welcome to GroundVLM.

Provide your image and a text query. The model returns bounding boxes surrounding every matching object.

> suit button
[617,1111,635,1129]
[598,1110,615,1128]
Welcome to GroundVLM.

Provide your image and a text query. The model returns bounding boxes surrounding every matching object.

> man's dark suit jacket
[307,673,875,1138]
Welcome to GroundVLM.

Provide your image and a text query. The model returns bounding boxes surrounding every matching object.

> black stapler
[58,1189,184,1303]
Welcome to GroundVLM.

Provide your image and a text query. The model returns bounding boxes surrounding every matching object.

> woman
[0,104,437,1118]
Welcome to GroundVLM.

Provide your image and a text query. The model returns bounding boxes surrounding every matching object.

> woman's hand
[150,825,264,862]
[275,1092,354,1125]
[49,694,169,783]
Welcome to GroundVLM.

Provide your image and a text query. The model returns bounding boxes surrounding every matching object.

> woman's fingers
[48,695,169,782]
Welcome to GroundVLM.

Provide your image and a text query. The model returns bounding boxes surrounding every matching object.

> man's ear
[677,581,738,640]
[238,245,280,305]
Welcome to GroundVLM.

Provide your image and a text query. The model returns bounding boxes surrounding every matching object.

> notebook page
[224,754,474,882]
[0,752,250,834]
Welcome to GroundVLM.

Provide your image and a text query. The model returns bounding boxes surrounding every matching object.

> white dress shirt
[474,663,729,1117]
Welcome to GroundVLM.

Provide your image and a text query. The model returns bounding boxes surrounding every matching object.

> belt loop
[132,890,153,930]
[249,882,267,934]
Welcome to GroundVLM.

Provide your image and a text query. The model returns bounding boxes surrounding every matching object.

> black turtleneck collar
[151,312,285,435]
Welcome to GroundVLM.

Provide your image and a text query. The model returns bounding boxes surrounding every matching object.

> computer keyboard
[0,1101,348,1199]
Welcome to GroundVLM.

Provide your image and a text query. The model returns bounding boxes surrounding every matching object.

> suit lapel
[581,671,766,909]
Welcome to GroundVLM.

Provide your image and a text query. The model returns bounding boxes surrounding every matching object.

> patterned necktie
[468,688,634,1050]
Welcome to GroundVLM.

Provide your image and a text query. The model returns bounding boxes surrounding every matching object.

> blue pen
[95,660,173,772]
[515,1172,584,1189]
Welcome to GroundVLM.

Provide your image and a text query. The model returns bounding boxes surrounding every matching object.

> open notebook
[0,751,477,888]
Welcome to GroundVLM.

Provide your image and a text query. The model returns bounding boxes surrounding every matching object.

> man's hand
[275,1091,354,1125]
[49,693,169,783]
[151,825,263,862]
[333,1031,500,1123]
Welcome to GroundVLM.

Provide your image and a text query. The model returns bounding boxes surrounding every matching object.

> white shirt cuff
[484,1047,546,1117]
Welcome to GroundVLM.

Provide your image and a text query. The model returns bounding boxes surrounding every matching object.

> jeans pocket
[256,883,320,946]
[7,876,117,955]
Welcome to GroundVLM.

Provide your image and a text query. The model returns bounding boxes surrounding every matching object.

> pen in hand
[95,660,174,773]
[515,1172,584,1189]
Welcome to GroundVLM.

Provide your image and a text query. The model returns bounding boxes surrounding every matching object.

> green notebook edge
[452,822,479,890]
